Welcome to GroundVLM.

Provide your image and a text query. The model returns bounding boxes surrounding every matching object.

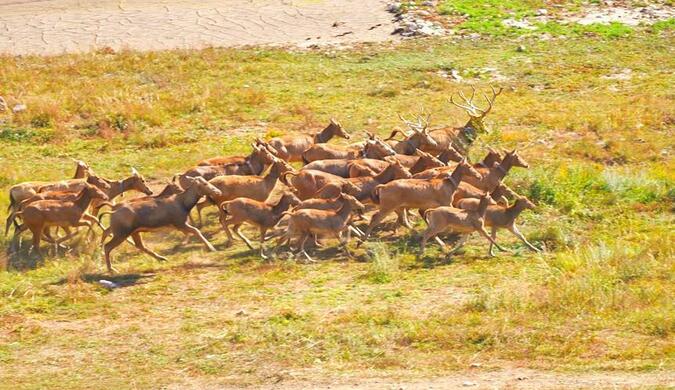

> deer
[12,184,110,257]
[98,182,183,213]
[384,113,439,155]
[281,194,365,263]
[267,118,351,162]
[282,169,359,200]
[218,191,301,258]
[175,143,277,189]
[456,196,539,256]
[88,168,154,214]
[101,176,222,273]
[6,174,111,236]
[301,143,363,164]
[362,159,483,241]
[193,158,295,225]
[427,86,503,155]
[197,141,276,169]
[436,145,466,165]
[420,192,507,256]
[6,159,92,234]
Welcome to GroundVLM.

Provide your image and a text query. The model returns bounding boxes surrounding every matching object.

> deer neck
[373,165,397,183]
[272,197,294,216]
[264,165,284,188]
[314,125,334,143]
[453,121,480,155]
[177,185,204,210]
[107,178,131,200]
[74,190,95,211]
[336,200,353,223]
[246,155,264,175]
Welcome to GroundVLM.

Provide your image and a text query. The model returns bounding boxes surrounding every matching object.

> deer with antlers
[428,86,503,155]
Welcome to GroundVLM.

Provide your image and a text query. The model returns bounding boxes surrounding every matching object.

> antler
[449,85,503,118]
[397,112,431,133]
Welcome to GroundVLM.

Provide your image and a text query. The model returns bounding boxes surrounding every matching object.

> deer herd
[5,86,541,272]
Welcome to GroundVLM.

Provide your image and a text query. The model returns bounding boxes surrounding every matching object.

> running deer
[12,184,110,257]
[176,143,277,189]
[301,143,363,164]
[385,113,439,155]
[193,158,295,224]
[428,86,503,155]
[218,191,300,258]
[420,193,506,255]
[101,177,222,273]
[6,159,92,232]
[362,159,482,240]
[456,196,539,256]
[197,141,276,169]
[282,170,358,200]
[268,119,351,162]
[89,168,154,214]
[281,194,365,263]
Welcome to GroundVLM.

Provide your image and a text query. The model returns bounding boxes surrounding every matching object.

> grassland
[0,24,673,388]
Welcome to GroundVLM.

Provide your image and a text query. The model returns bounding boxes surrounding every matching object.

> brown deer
[362,159,482,240]
[193,158,295,224]
[176,144,277,189]
[89,168,154,214]
[268,119,351,162]
[428,86,503,155]
[6,159,92,232]
[456,196,539,256]
[301,143,363,164]
[282,170,357,200]
[101,177,222,273]
[197,141,276,169]
[385,113,439,155]
[98,182,183,213]
[218,191,301,258]
[420,193,506,255]
[281,194,365,263]
[12,184,110,257]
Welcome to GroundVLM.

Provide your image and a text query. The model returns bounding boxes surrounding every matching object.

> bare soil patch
[0,0,397,56]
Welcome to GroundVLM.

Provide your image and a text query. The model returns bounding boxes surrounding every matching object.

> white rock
[97,279,118,289]
[12,104,27,113]
[387,2,401,13]
[462,381,477,387]
[536,8,548,16]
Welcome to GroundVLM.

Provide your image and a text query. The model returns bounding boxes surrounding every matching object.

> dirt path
[166,368,675,389]
[0,0,397,56]
[255,369,674,389]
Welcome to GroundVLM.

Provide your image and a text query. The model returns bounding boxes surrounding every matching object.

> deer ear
[511,149,517,154]
[131,167,139,177]
[330,118,338,125]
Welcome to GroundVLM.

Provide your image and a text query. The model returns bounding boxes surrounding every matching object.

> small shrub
[365,242,399,284]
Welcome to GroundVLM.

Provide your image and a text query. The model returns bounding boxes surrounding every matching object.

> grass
[437,0,674,37]
[0,24,673,388]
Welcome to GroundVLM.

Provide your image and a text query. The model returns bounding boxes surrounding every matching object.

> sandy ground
[169,368,675,389]
[0,0,397,56]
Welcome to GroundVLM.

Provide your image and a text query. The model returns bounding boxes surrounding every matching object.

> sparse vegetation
[0,12,673,389]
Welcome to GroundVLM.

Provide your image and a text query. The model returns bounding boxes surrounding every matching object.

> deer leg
[395,209,413,229]
[103,233,127,273]
[363,208,393,242]
[233,224,255,250]
[489,226,497,257]
[30,225,43,258]
[420,226,444,253]
[220,217,235,247]
[131,232,168,262]
[447,234,469,255]
[335,230,353,258]
[178,224,216,252]
[297,233,315,263]
[258,228,269,260]
[477,226,507,253]
[194,200,212,227]
[348,224,364,238]
[509,224,540,252]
